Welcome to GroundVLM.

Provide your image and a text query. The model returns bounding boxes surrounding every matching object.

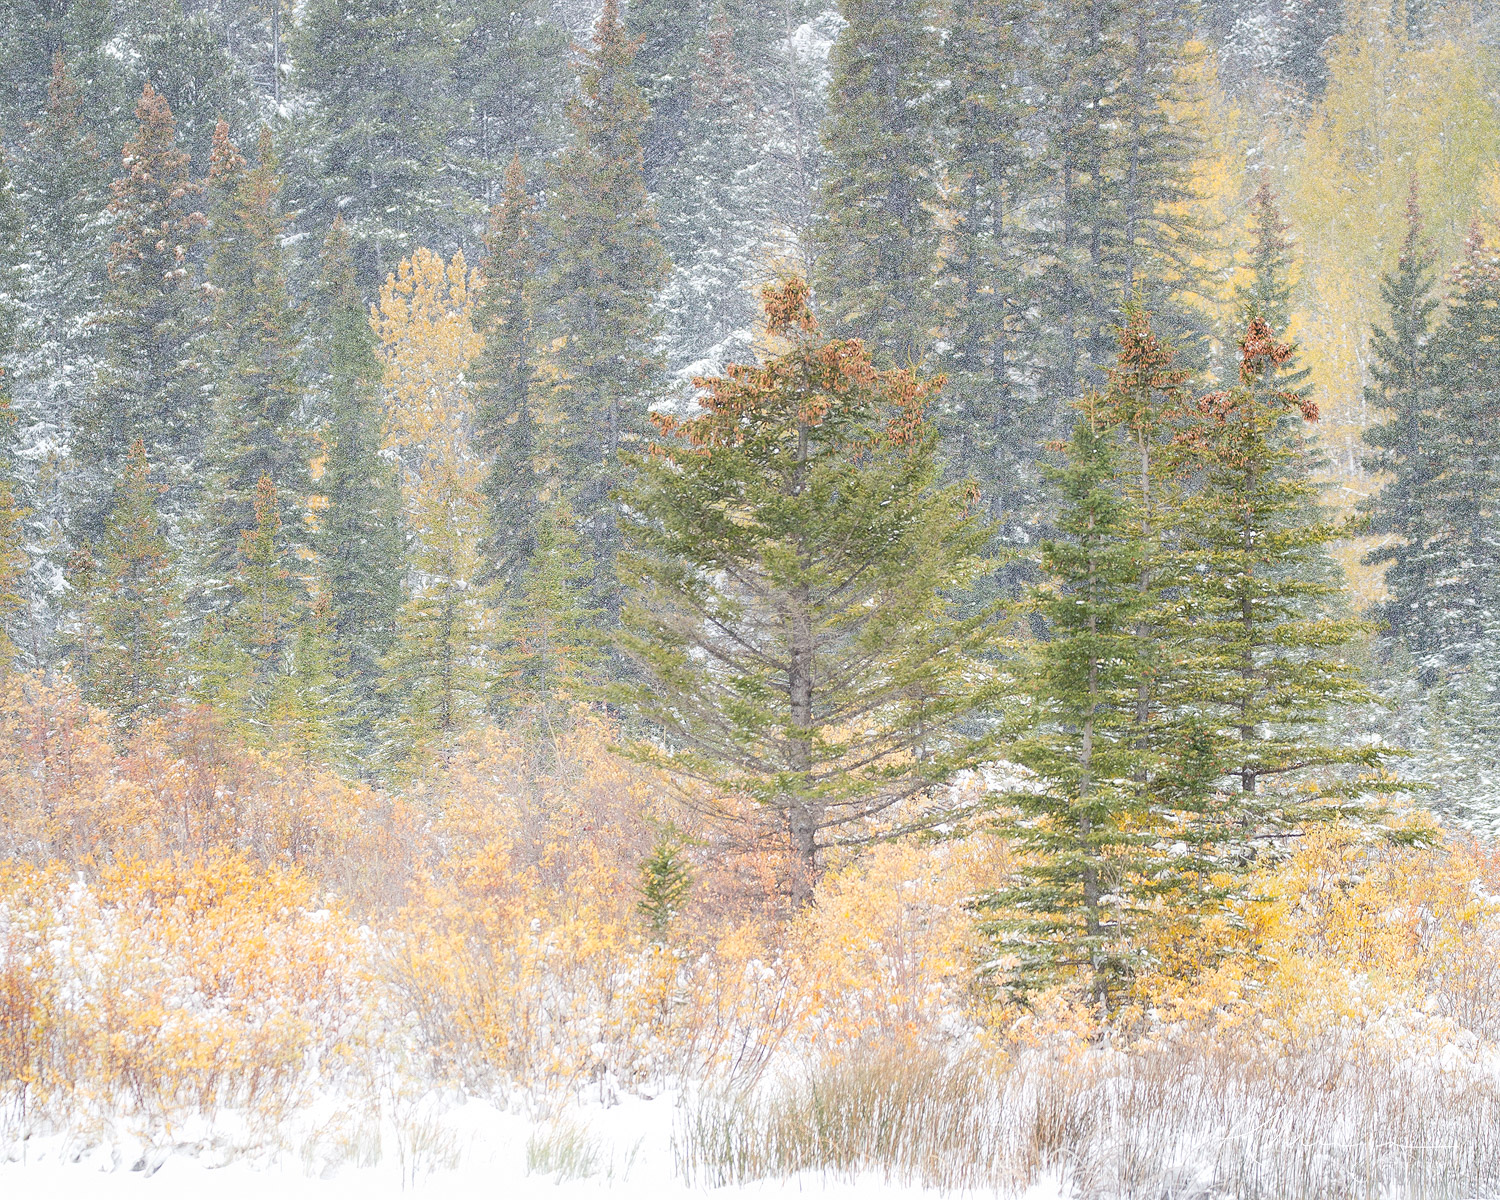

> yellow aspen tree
[370,249,491,763]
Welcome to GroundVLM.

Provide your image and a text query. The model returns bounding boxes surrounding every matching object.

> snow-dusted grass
[680,1033,1500,1198]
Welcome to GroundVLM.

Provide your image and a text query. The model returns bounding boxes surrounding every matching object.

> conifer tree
[311,215,403,732]
[812,0,943,366]
[617,279,997,907]
[984,396,1154,1005]
[1176,320,1384,812]
[199,123,309,616]
[290,0,460,285]
[447,0,566,210]
[16,54,111,519]
[626,0,707,192]
[1404,225,1500,667]
[541,0,670,617]
[656,4,772,372]
[939,0,1042,532]
[77,83,205,540]
[493,502,605,726]
[0,392,28,671]
[84,439,179,731]
[234,475,297,723]
[1033,0,1206,400]
[473,157,541,589]
[1362,185,1444,656]
[1234,178,1312,404]
[268,589,350,764]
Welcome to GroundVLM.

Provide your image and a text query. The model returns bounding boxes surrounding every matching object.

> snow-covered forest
[4,0,1500,1195]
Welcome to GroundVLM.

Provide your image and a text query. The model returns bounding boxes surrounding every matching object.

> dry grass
[678,1036,1500,1197]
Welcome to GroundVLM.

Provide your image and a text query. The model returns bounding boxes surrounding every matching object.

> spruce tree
[447,0,566,211]
[983,396,1154,1006]
[199,123,309,617]
[0,392,28,671]
[541,0,670,618]
[493,502,605,726]
[1362,185,1444,657]
[812,0,943,366]
[939,0,1042,535]
[1234,178,1312,405]
[1032,0,1206,401]
[617,279,997,907]
[16,55,111,542]
[626,0,708,192]
[311,215,403,735]
[290,0,460,286]
[77,82,205,540]
[656,4,772,373]
[1175,319,1385,814]
[84,439,179,731]
[1406,225,1500,668]
[473,157,542,590]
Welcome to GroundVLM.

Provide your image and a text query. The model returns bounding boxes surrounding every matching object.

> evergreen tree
[77,82,206,540]
[290,0,461,286]
[1405,225,1500,668]
[447,0,566,211]
[939,0,1043,541]
[1175,319,1384,813]
[218,474,302,738]
[541,0,670,618]
[617,278,997,907]
[1032,0,1207,403]
[812,0,943,366]
[199,122,309,617]
[311,215,404,736]
[493,502,605,726]
[84,439,179,730]
[1362,185,1444,657]
[473,157,542,589]
[0,392,28,671]
[268,588,350,764]
[16,55,111,539]
[984,396,1155,1006]
[656,4,773,373]
[1234,178,1312,403]
[626,0,708,192]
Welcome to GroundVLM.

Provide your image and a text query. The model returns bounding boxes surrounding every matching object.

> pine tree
[77,82,206,540]
[1175,319,1385,814]
[541,0,670,618]
[1405,225,1500,668]
[812,0,943,366]
[311,215,403,736]
[1362,184,1444,657]
[983,397,1155,1005]
[492,502,605,726]
[1033,0,1207,402]
[0,391,28,672]
[290,0,461,286]
[656,4,773,373]
[268,589,350,764]
[473,157,542,589]
[199,123,309,618]
[626,0,708,192]
[84,439,179,731]
[617,278,997,907]
[939,0,1044,548]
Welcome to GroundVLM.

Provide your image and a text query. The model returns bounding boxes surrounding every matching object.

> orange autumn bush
[0,852,368,1129]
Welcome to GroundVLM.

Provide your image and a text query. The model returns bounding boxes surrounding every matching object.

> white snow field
[0,1091,1065,1199]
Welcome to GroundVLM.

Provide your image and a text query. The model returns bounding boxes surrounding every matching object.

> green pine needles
[617,277,1000,907]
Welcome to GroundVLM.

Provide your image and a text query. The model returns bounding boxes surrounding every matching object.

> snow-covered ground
[0,1092,1063,1199]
